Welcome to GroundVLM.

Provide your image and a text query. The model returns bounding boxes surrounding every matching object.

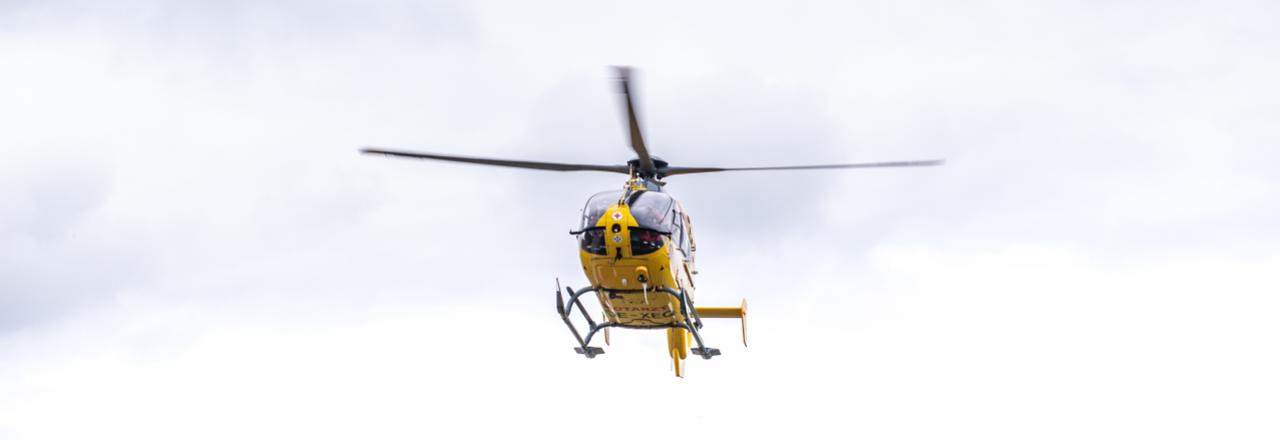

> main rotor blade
[661,159,946,177]
[615,66,656,175]
[361,147,630,174]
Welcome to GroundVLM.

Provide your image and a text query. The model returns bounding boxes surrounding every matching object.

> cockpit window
[627,191,675,233]
[581,190,624,229]
[580,227,607,255]
[630,228,665,255]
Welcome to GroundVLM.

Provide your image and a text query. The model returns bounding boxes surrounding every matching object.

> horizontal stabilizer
[696,298,748,347]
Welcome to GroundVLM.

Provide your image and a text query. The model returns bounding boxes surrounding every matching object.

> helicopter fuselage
[577,186,696,327]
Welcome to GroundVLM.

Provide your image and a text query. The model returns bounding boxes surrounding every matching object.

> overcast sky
[2,0,1279,438]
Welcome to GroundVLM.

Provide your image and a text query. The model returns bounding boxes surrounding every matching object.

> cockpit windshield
[581,190,624,229]
[579,189,677,233]
[627,191,675,233]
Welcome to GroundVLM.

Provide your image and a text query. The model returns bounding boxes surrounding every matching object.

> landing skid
[555,279,722,361]
[690,347,721,357]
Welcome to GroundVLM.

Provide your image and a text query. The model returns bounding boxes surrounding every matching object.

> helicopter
[361,67,943,377]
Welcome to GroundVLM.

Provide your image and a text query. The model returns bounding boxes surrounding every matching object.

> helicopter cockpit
[578,190,677,256]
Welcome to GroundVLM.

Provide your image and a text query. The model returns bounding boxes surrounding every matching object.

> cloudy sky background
[2,0,1279,438]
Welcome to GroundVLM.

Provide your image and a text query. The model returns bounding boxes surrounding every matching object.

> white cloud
[3,244,1277,438]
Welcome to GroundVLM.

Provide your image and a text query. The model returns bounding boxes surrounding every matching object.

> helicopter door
[682,211,696,272]
[669,207,689,257]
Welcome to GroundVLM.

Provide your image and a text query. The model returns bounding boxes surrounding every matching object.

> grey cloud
[0,158,142,332]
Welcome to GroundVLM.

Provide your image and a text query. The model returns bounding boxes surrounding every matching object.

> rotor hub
[627,156,668,177]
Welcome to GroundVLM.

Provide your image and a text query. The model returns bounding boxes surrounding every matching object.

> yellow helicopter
[361,67,942,377]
